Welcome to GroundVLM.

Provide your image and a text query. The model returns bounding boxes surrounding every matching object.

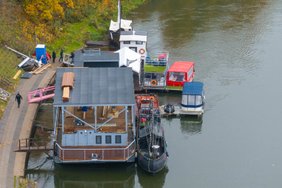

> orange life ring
[151,80,157,86]
[139,48,145,54]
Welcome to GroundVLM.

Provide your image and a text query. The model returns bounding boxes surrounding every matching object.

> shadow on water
[137,166,169,188]
[179,116,203,135]
[27,163,136,188]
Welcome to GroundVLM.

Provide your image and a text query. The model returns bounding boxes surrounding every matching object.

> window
[115,135,121,144]
[187,68,193,80]
[96,136,102,144]
[169,72,185,82]
[105,135,112,144]
[123,41,130,44]
[136,41,143,45]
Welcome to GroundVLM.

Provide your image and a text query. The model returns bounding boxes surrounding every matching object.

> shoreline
[0,62,59,188]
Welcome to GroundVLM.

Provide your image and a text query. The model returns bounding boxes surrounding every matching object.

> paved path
[0,63,57,188]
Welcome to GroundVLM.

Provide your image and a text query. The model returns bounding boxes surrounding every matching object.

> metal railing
[17,138,52,152]
[55,140,136,162]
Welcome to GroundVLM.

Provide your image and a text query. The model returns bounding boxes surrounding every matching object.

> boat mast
[117,0,121,29]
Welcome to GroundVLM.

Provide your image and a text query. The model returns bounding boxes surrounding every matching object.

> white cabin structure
[119,31,148,61]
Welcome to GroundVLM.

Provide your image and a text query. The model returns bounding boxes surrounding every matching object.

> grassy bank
[48,0,147,53]
[0,48,21,117]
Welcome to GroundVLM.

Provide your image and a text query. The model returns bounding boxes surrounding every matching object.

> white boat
[160,82,205,117]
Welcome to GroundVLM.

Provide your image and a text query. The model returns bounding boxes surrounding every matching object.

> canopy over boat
[115,47,141,73]
[182,82,204,95]
[109,19,133,32]
[168,61,194,73]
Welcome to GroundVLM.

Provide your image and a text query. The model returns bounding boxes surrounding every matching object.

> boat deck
[63,106,132,133]
[159,105,204,117]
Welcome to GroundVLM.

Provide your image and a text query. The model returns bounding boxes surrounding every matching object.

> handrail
[55,140,135,151]
[55,140,135,161]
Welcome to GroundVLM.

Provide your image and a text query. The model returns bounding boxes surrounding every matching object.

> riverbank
[0,62,58,188]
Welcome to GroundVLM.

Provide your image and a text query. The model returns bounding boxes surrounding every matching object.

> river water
[27,0,282,187]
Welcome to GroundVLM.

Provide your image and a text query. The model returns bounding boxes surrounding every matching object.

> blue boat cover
[182,82,204,95]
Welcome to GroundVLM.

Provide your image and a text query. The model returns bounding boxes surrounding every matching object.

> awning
[115,47,141,74]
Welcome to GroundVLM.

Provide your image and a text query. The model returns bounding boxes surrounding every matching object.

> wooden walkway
[15,138,53,152]
[0,62,58,188]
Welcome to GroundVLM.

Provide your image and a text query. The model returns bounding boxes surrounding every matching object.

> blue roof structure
[182,82,204,95]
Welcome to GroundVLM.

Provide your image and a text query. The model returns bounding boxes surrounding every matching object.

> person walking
[15,92,23,108]
[59,49,64,63]
[52,51,56,63]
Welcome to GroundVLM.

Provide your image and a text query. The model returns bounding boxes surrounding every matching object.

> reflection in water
[53,163,136,188]
[137,166,168,188]
[132,0,268,49]
[180,116,203,135]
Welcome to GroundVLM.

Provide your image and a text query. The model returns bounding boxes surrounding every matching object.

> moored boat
[160,81,205,117]
[53,67,136,164]
[135,94,168,173]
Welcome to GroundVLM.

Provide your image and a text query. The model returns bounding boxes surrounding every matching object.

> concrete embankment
[0,63,58,188]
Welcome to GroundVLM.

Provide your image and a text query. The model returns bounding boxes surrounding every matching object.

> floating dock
[159,105,204,117]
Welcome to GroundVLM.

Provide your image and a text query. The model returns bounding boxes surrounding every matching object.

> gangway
[28,86,55,103]
[15,138,53,152]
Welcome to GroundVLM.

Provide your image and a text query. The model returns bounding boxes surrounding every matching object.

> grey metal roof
[73,49,119,67]
[53,67,135,106]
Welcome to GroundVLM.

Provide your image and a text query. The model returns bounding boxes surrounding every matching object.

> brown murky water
[27,0,282,187]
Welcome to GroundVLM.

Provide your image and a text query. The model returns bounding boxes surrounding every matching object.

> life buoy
[151,80,157,86]
[139,48,145,54]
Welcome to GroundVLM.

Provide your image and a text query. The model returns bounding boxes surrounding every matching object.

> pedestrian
[59,49,64,63]
[52,51,56,63]
[15,92,23,108]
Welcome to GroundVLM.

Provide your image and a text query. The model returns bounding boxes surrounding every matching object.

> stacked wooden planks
[30,63,51,75]
[62,72,75,102]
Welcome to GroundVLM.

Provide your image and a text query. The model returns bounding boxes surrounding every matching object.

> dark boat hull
[137,151,168,174]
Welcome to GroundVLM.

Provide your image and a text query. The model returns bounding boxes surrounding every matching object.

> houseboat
[160,81,205,117]
[53,67,136,163]
[135,94,168,173]
[143,61,195,91]
[119,30,148,61]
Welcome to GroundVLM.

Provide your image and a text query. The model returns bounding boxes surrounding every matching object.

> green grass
[144,64,166,73]
[0,47,21,118]
[47,17,107,53]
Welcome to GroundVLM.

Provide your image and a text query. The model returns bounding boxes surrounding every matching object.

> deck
[54,141,136,163]
[159,105,204,117]
[62,106,132,133]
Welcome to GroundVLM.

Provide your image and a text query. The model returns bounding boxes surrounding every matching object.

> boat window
[123,41,130,44]
[188,95,196,105]
[184,95,203,106]
[136,41,143,45]
[106,135,112,144]
[96,136,102,144]
[195,95,203,106]
[169,72,185,82]
[187,68,193,79]
[115,135,121,144]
